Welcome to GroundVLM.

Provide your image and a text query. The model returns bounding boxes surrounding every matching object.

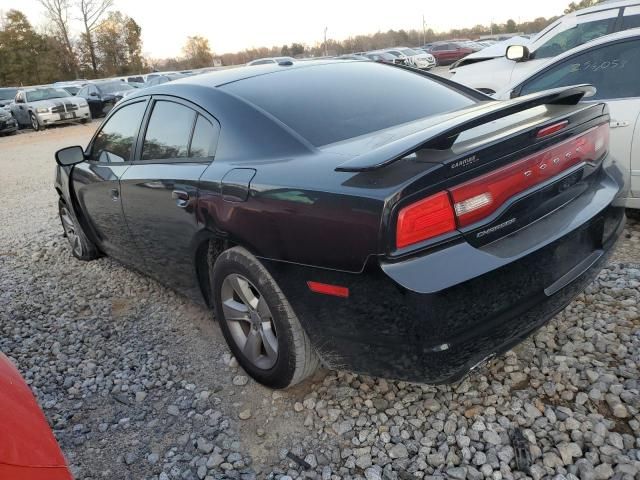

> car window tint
[222,62,475,147]
[622,5,640,29]
[142,101,195,160]
[90,101,146,163]
[189,115,219,157]
[520,39,640,100]
[535,14,617,59]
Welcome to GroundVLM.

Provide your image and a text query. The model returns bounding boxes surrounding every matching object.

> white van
[450,0,640,94]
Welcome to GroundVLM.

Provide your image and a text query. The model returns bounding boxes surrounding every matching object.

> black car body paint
[54,60,627,383]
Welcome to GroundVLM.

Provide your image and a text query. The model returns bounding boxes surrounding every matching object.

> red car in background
[426,42,474,65]
[0,353,72,479]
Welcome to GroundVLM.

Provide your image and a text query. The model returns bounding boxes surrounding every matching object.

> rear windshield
[222,62,475,146]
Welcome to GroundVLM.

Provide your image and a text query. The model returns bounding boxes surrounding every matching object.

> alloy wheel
[59,205,82,257]
[221,273,278,369]
[31,114,39,130]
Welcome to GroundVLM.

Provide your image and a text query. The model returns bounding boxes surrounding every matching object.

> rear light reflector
[396,191,456,248]
[394,122,609,247]
[450,123,608,227]
[307,281,349,298]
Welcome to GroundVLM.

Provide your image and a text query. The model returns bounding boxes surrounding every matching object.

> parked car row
[0,69,208,133]
[250,48,437,70]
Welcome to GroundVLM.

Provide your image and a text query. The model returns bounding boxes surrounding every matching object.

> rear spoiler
[335,84,596,172]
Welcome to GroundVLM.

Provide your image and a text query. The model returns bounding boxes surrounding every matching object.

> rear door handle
[109,188,119,201]
[172,190,190,207]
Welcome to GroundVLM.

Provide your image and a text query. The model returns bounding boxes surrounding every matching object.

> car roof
[498,28,640,96]
[564,0,640,17]
[143,59,348,89]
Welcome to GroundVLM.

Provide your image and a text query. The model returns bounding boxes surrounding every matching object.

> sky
[0,0,566,58]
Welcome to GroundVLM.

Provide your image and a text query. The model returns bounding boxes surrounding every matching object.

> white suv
[450,0,640,94]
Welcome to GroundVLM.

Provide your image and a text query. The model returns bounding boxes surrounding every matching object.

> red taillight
[307,281,349,298]
[450,123,608,227]
[396,191,456,248]
[394,123,609,247]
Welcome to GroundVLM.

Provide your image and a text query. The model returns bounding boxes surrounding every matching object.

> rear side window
[190,115,219,157]
[519,39,640,100]
[222,62,475,147]
[142,101,195,160]
[90,101,146,162]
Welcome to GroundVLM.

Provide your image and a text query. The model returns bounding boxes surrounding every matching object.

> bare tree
[78,0,113,74]
[38,0,77,76]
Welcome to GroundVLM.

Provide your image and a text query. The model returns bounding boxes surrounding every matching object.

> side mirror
[55,146,85,166]
[506,45,530,62]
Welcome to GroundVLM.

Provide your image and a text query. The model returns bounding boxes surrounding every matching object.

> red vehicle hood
[0,353,72,479]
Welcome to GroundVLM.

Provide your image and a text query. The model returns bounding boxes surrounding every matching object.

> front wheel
[58,199,99,261]
[211,247,319,389]
[29,112,40,131]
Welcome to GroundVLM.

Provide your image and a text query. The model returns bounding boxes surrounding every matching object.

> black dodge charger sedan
[54,60,626,389]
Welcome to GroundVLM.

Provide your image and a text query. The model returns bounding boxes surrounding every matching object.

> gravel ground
[0,124,639,480]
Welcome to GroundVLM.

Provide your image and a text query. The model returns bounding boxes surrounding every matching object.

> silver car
[10,87,91,131]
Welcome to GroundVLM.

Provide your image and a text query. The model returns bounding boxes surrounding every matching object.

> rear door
[72,99,148,267]
[120,97,220,298]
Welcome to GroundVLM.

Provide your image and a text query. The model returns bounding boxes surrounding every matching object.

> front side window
[535,12,617,59]
[142,101,195,160]
[90,101,147,163]
[519,39,640,100]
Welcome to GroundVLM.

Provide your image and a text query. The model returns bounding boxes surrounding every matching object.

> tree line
[1,0,592,86]
[0,4,213,86]
[217,16,559,66]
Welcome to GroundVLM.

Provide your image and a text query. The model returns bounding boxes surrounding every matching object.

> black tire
[80,118,90,124]
[58,199,99,261]
[211,246,319,389]
[29,112,40,131]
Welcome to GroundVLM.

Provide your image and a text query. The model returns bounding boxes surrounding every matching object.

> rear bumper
[261,164,626,384]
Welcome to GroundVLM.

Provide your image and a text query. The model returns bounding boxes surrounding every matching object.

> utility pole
[324,27,328,57]
[422,14,426,46]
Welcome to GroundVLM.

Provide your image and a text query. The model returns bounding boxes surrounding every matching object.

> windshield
[0,88,18,100]
[63,86,80,95]
[26,88,69,102]
[97,82,134,94]
[401,48,419,56]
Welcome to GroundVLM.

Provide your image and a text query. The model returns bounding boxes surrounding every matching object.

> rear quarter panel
[197,156,385,272]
